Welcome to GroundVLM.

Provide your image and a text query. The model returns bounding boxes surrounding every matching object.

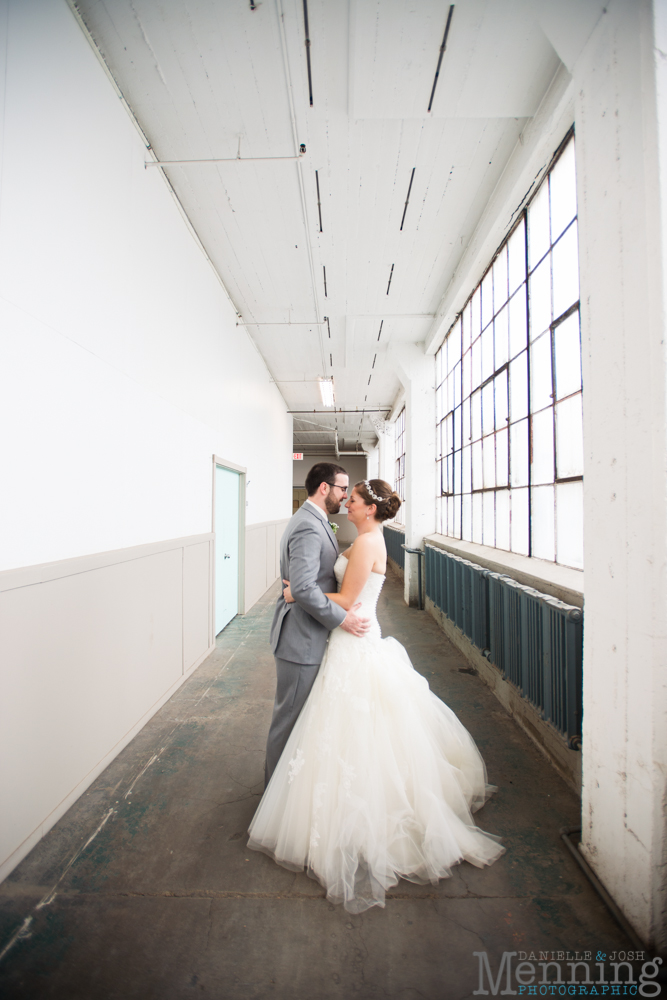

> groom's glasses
[327,483,348,494]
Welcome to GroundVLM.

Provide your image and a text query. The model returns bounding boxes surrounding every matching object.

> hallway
[4,0,667,956]
[0,570,629,1000]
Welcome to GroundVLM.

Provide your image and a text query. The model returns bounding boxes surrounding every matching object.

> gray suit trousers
[265,656,320,786]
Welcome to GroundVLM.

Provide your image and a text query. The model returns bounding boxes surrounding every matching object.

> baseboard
[387,556,405,579]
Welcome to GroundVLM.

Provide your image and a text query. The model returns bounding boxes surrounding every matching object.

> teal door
[215,465,240,634]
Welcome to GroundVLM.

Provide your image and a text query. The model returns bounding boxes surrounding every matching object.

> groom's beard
[324,494,341,515]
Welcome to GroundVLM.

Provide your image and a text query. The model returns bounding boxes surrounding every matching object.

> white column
[390,345,436,606]
[576,0,667,950]
[372,418,394,487]
[365,445,379,481]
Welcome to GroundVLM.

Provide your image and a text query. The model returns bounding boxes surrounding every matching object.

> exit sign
[293,453,303,460]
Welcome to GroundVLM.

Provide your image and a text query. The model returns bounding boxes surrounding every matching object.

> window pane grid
[434,134,583,568]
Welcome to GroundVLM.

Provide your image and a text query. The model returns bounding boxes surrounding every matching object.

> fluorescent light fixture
[318,377,335,407]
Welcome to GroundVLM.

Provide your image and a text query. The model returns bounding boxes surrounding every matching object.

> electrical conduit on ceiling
[275,0,328,379]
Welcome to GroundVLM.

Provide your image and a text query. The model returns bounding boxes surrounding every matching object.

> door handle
[224,553,231,559]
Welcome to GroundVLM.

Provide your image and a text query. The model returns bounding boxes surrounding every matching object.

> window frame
[394,407,406,524]
[435,130,583,568]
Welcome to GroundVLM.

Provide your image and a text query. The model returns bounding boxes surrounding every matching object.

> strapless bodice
[333,552,384,638]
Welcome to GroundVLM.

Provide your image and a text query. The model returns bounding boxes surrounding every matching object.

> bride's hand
[282,579,295,603]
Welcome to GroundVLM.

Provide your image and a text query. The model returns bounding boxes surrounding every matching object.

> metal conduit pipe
[146,154,305,167]
[289,409,391,414]
[275,0,328,378]
[334,431,368,457]
[560,828,645,950]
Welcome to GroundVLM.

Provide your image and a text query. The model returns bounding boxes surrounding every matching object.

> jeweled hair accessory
[364,480,386,504]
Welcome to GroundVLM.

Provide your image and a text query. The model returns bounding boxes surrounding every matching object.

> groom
[265,462,370,783]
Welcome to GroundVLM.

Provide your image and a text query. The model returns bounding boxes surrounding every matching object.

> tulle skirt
[248,627,504,913]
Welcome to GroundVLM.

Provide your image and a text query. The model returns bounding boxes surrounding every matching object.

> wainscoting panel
[183,541,212,668]
[244,518,289,613]
[0,533,215,883]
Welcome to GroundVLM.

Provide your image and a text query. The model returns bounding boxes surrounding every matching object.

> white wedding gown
[247,553,505,913]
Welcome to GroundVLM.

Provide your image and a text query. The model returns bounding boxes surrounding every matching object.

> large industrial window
[435,134,582,569]
[394,407,406,523]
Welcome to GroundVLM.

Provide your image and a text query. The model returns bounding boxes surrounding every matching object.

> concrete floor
[0,569,631,1000]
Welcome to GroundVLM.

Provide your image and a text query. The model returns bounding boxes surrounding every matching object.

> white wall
[245,518,288,611]
[0,0,292,572]
[0,0,291,882]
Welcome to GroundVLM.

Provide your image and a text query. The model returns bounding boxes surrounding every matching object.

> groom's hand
[340,603,370,637]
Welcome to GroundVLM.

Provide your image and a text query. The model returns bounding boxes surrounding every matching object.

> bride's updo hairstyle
[355,479,402,522]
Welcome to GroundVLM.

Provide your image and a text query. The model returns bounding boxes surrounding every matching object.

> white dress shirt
[304,498,330,525]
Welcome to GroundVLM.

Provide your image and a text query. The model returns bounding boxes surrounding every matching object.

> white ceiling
[73,0,601,453]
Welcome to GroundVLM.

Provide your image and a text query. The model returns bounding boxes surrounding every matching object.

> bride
[247,478,504,913]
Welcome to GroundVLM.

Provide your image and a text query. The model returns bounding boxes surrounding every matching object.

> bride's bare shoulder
[342,532,386,578]
[348,532,385,559]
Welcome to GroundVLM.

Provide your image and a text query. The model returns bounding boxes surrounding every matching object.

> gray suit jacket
[270,503,347,664]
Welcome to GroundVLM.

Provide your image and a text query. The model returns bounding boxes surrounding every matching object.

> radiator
[383,525,405,570]
[425,545,583,748]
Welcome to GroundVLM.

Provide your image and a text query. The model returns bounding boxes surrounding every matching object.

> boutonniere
[329,521,339,534]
